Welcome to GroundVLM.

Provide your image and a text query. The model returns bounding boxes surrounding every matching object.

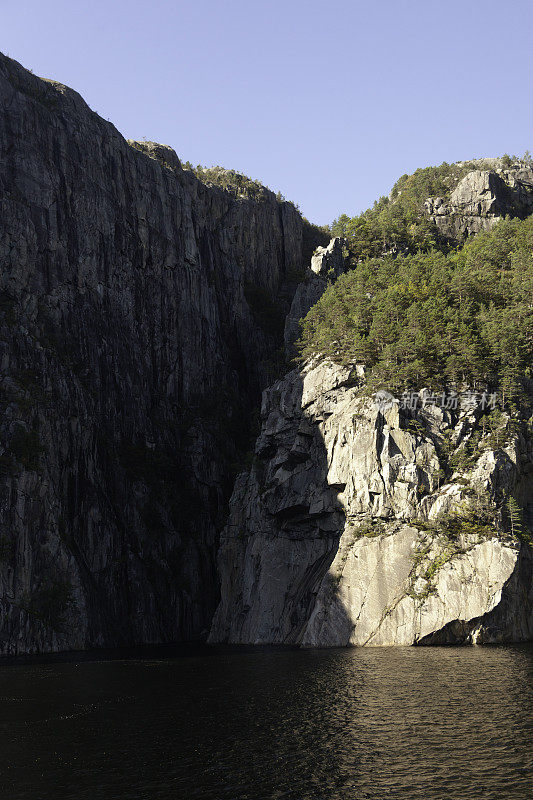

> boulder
[425,165,533,239]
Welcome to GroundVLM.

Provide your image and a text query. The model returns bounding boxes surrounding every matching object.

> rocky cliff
[210,360,533,645]
[0,53,322,654]
[425,160,533,240]
[1,52,532,655]
[284,236,345,356]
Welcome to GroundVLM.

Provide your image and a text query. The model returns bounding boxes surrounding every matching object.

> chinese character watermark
[374,389,501,413]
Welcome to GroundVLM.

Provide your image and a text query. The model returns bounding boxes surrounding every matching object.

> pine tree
[506,496,523,539]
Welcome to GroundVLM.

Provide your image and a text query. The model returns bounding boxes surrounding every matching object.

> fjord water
[1,645,531,800]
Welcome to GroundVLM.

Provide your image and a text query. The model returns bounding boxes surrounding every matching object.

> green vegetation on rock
[185,164,275,201]
[297,216,533,400]
[330,162,482,259]
[329,158,531,260]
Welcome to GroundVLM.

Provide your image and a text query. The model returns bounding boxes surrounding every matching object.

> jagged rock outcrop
[425,163,533,240]
[128,140,182,171]
[309,237,345,277]
[0,53,322,655]
[284,237,345,356]
[210,361,533,646]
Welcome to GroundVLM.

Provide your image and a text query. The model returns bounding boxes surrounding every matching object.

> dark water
[0,644,532,800]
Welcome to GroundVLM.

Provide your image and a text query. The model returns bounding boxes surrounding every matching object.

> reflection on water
[0,644,531,799]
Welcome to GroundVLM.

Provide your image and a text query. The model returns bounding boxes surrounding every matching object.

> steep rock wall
[0,53,316,654]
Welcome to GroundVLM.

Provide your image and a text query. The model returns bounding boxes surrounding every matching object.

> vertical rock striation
[0,53,320,654]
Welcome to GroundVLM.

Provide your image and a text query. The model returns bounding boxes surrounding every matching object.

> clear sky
[2,0,532,225]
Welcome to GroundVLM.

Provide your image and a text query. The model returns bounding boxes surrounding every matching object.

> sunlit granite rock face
[0,53,317,654]
[210,360,533,646]
[425,164,533,240]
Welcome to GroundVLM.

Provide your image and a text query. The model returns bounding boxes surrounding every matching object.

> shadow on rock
[209,364,353,644]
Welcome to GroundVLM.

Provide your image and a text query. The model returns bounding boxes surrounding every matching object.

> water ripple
[0,644,531,799]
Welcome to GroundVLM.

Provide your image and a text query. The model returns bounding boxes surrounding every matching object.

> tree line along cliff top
[297,157,533,406]
[330,155,533,258]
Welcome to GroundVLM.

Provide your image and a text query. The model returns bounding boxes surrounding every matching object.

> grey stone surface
[310,237,345,277]
[0,53,316,655]
[128,140,182,171]
[210,360,533,646]
[284,238,345,356]
[425,165,533,239]
[2,52,533,655]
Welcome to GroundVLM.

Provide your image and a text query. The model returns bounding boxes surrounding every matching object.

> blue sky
[2,0,532,224]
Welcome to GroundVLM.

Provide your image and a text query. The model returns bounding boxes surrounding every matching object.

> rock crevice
[0,53,320,654]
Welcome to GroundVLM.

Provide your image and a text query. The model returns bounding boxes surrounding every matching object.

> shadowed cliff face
[0,53,323,654]
[209,366,350,644]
